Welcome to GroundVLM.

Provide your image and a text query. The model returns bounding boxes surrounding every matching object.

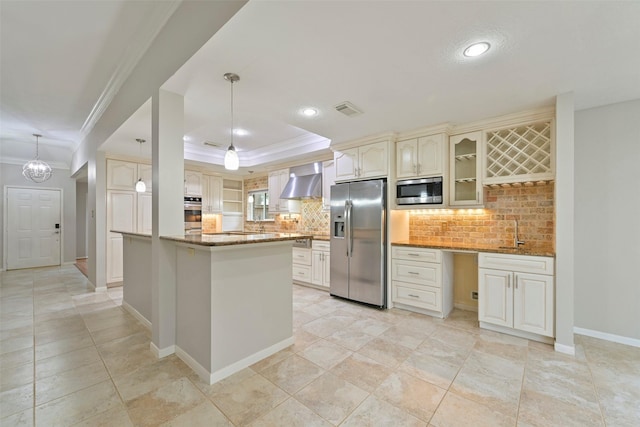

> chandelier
[22,134,52,183]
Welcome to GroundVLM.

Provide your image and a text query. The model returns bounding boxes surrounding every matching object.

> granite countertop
[112,230,151,238]
[392,239,555,257]
[312,235,330,241]
[160,232,313,247]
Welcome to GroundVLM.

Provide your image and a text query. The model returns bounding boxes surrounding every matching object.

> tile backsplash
[243,175,330,235]
[408,182,555,251]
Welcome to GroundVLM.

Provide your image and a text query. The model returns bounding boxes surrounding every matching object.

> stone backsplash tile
[409,182,555,252]
[243,175,330,235]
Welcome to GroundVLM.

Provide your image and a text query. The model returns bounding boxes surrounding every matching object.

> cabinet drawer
[393,283,442,312]
[478,253,554,275]
[292,248,312,265]
[312,241,330,251]
[392,259,441,287]
[292,265,311,283]
[392,246,442,263]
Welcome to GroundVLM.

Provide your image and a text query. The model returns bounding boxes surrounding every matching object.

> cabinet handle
[476,191,479,201]
[417,164,421,175]
[507,275,511,288]
[408,271,419,275]
[408,294,420,298]
[407,253,420,257]
[515,275,518,289]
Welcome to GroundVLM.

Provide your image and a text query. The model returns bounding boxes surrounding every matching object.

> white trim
[574,327,640,348]
[1,156,70,170]
[479,321,554,345]
[150,342,176,358]
[94,286,108,293]
[122,301,152,330]
[62,261,75,266]
[176,337,295,385]
[79,1,181,142]
[554,342,576,355]
[174,346,211,384]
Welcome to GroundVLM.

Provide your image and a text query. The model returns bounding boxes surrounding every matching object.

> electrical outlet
[471,291,478,300]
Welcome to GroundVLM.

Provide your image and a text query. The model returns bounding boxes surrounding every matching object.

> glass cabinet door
[450,131,482,206]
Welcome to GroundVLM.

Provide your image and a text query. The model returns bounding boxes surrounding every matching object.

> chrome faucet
[514,219,525,248]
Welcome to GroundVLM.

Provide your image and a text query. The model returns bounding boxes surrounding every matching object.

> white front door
[7,187,62,270]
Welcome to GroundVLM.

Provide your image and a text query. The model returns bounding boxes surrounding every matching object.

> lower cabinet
[478,253,555,339]
[311,241,330,288]
[292,247,311,284]
[391,246,453,318]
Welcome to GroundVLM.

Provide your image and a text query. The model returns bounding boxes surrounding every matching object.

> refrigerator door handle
[345,200,353,257]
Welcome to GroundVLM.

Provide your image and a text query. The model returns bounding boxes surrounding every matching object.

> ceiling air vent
[334,101,363,117]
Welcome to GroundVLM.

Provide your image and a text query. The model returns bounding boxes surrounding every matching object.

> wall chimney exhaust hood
[280,162,323,199]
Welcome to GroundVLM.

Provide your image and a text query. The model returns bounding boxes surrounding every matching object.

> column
[150,89,185,357]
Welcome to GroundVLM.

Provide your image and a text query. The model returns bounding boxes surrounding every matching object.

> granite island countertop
[112,230,151,238]
[160,232,313,247]
[392,239,555,257]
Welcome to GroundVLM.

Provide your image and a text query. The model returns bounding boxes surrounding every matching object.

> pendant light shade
[135,138,147,192]
[22,134,52,183]
[224,72,240,171]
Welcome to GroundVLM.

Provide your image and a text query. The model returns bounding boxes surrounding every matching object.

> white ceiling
[3,1,640,174]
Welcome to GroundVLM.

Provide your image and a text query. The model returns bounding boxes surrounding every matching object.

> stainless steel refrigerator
[330,179,386,307]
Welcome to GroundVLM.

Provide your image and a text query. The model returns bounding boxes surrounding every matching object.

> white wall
[1,163,77,266]
[76,181,88,258]
[574,99,640,341]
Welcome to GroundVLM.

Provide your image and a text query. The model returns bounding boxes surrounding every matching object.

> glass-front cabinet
[247,189,272,221]
[449,131,482,206]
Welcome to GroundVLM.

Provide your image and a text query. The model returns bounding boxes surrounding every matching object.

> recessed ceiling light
[233,128,249,136]
[463,42,490,57]
[301,107,318,117]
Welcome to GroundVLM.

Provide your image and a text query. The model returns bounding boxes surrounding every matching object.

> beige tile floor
[1,265,639,426]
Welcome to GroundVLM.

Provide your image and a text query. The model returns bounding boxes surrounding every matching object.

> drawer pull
[407,253,420,257]
[408,294,420,298]
[408,271,420,275]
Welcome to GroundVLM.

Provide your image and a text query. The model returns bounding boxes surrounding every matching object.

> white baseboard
[176,336,295,385]
[574,327,640,348]
[94,286,108,293]
[122,301,151,330]
[62,261,75,266]
[150,342,175,358]
[479,321,554,345]
[554,342,576,355]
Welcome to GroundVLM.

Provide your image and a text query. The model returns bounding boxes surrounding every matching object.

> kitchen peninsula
[117,231,312,385]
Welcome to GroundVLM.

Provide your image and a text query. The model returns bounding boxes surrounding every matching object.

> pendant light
[135,138,146,192]
[22,134,52,183]
[223,72,240,171]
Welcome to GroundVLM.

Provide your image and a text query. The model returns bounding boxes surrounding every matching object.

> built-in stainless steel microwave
[396,177,443,205]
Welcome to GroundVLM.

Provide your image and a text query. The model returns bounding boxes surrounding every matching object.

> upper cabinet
[334,140,388,181]
[107,160,138,190]
[268,168,290,213]
[450,131,482,206]
[322,160,336,211]
[396,133,446,179]
[202,175,223,214]
[484,121,554,185]
[184,170,203,196]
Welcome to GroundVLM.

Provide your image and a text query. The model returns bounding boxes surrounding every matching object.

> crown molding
[451,105,556,135]
[78,1,181,146]
[1,156,70,170]
[330,131,397,151]
[397,123,454,141]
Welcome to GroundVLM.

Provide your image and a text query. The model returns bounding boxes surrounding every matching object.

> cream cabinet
[184,170,203,196]
[322,160,336,211]
[136,192,153,235]
[106,190,136,283]
[450,132,482,206]
[107,160,138,191]
[268,168,290,213]
[484,121,554,185]
[334,140,388,181]
[478,253,554,339]
[396,133,445,179]
[311,240,330,288]
[202,175,223,214]
[391,246,452,318]
[292,247,311,284]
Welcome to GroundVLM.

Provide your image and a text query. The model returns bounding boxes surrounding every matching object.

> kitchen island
[160,232,311,384]
[115,231,311,384]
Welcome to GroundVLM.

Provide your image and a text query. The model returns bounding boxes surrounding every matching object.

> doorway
[5,187,62,270]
